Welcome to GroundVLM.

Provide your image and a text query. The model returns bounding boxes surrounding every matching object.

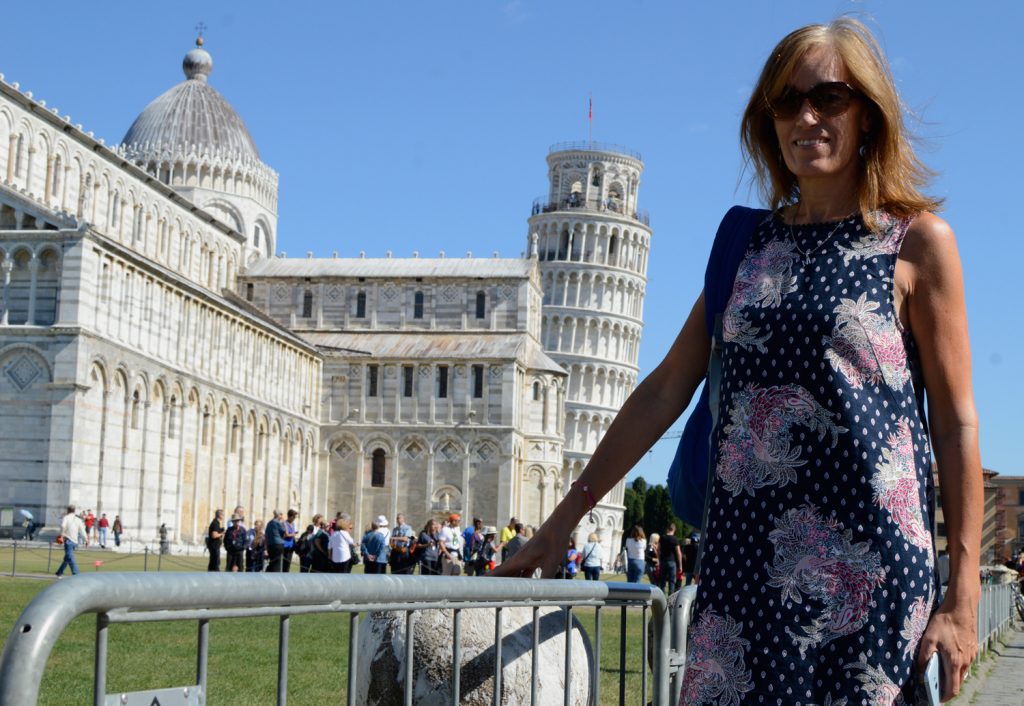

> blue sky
[5,1,1020,485]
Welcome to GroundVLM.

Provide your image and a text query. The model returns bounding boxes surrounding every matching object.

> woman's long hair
[740,17,941,231]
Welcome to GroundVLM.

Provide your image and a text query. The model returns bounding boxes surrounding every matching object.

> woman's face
[773,46,869,190]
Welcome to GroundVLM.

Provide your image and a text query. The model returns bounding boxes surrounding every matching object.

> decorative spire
[183,25,213,82]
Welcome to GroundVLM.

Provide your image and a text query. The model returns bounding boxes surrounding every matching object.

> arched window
[472,364,484,398]
[168,396,178,439]
[356,291,367,318]
[533,381,541,401]
[475,291,486,319]
[302,290,313,318]
[253,224,261,248]
[371,449,386,487]
[413,291,424,319]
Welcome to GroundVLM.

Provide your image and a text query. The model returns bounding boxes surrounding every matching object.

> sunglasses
[768,81,862,119]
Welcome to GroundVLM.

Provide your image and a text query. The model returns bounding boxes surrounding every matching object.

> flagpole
[588,93,593,146]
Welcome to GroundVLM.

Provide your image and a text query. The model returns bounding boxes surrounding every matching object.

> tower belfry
[529,141,652,550]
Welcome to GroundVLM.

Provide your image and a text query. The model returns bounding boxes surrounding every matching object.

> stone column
[6,134,17,182]
[0,259,11,325]
[26,256,39,325]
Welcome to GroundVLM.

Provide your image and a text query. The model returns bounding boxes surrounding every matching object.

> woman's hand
[915,600,978,701]
[490,518,571,579]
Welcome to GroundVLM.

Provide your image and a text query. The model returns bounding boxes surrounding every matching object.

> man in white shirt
[438,513,463,575]
[56,505,87,578]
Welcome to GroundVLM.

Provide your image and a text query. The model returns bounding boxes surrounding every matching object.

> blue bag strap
[667,206,767,535]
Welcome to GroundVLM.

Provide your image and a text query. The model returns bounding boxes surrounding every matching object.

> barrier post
[47,540,53,574]
[10,542,15,577]
[143,546,149,572]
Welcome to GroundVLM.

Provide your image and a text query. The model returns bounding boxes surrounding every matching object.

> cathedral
[0,38,651,556]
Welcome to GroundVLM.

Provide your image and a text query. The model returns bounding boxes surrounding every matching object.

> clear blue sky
[6,1,1020,485]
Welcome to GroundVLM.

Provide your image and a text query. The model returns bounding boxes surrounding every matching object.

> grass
[0,573,655,705]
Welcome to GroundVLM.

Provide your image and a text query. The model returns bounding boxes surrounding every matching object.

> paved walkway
[955,622,1024,706]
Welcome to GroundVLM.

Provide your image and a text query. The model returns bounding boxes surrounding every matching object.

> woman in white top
[579,532,604,581]
[624,525,646,584]
[329,513,356,573]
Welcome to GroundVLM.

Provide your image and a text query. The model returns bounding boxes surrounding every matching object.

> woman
[329,513,357,573]
[296,523,315,573]
[309,514,331,574]
[563,539,581,580]
[579,533,603,581]
[646,532,660,585]
[624,526,646,583]
[246,521,266,573]
[417,519,441,576]
[495,18,981,703]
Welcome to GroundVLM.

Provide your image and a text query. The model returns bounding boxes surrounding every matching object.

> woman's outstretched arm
[492,291,712,579]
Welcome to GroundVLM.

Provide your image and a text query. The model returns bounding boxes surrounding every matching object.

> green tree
[642,484,686,537]
[631,477,648,495]
[623,486,644,535]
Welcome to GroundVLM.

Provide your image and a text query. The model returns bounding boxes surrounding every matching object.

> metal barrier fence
[0,573,672,706]
[0,539,207,577]
[975,582,1015,663]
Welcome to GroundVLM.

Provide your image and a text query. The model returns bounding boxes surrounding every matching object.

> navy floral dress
[680,212,938,706]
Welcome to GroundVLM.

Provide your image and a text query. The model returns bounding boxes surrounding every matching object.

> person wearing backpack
[495,18,985,702]
[224,514,247,572]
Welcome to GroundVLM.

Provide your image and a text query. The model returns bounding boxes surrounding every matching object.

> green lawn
[0,574,655,705]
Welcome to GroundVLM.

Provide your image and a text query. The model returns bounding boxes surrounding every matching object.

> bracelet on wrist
[571,480,597,523]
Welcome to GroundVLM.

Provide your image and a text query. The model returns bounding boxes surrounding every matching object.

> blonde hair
[740,17,941,232]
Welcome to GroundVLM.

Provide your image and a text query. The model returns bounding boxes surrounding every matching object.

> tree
[623,486,644,535]
[642,484,686,538]
[631,477,648,495]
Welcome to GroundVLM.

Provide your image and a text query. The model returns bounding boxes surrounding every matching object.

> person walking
[438,514,463,576]
[658,524,683,597]
[206,510,224,572]
[496,18,983,703]
[97,513,109,548]
[580,533,604,581]
[112,515,123,548]
[624,526,646,584]
[265,510,286,572]
[55,505,87,578]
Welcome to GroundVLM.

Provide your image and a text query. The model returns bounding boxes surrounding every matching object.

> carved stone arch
[327,430,364,457]
[9,243,34,261]
[35,242,61,261]
[365,435,395,457]
[131,371,151,403]
[0,343,54,384]
[525,465,545,483]
[0,107,13,132]
[200,197,244,234]
[254,215,274,257]
[87,357,109,392]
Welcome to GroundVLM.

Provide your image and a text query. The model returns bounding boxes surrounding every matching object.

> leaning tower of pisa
[528,141,652,554]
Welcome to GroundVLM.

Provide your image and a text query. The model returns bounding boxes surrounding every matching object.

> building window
[936,522,946,537]
[413,291,424,319]
[403,365,414,397]
[302,290,313,318]
[368,364,379,397]
[533,381,541,401]
[201,407,211,446]
[356,291,367,318]
[472,365,484,398]
[475,291,486,319]
[131,391,141,429]
[1018,489,1024,506]
[1019,515,1024,540]
[253,224,261,248]
[437,365,449,399]
[371,449,386,487]
[246,283,254,301]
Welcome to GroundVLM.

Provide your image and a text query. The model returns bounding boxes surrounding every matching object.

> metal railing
[548,142,643,161]
[531,196,651,227]
[0,539,207,576]
[975,581,1016,663]
[0,573,671,706]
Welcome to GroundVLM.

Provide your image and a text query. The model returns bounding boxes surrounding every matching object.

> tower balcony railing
[548,141,643,160]
[531,195,650,226]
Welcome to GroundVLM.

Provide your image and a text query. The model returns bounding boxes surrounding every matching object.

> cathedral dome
[120,38,261,160]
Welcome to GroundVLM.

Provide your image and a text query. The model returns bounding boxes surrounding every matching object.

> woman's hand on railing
[490,519,568,579]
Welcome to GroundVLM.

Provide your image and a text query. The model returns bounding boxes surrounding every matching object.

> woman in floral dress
[496,17,981,704]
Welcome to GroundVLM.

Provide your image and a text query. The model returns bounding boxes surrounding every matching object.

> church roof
[299,331,565,374]
[244,258,536,280]
[120,39,261,160]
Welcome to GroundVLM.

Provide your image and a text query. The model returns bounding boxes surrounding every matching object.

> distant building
[0,39,651,555]
[934,466,1003,565]
[990,474,1024,562]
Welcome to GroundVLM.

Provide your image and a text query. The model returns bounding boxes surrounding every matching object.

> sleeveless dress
[680,212,938,706]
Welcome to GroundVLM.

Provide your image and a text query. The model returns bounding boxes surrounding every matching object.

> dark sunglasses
[768,81,862,119]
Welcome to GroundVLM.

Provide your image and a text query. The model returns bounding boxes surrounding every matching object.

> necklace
[785,208,854,266]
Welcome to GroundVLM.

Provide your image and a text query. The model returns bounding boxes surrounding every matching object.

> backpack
[667,206,769,528]
[225,525,247,553]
